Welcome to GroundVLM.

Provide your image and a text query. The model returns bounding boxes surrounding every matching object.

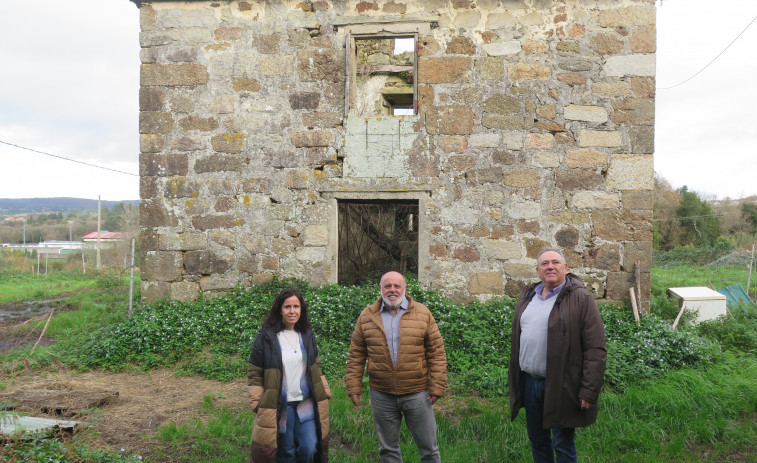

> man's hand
[429,394,439,405]
[579,398,591,410]
[349,394,362,407]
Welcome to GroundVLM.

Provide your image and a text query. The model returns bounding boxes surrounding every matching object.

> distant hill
[0,198,139,214]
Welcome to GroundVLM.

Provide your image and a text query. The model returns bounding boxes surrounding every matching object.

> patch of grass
[0,430,144,462]
[0,270,95,304]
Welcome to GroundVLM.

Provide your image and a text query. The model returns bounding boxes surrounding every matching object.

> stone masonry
[133,0,655,305]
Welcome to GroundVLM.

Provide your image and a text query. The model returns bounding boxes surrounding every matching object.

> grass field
[0,258,755,462]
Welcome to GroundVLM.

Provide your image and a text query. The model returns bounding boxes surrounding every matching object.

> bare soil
[1,367,248,461]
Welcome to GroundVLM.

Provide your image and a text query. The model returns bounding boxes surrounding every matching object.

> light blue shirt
[380,296,408,367]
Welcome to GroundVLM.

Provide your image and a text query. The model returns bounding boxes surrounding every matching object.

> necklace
[279,330,299,353]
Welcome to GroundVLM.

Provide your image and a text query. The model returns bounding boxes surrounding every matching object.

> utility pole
[96,195,102,270]
[22,218,27,246]
[68,220,74,241]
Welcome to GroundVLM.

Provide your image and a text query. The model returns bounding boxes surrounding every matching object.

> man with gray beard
[346,271,447,463]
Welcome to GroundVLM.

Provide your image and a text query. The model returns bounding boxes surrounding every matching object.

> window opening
[337,199,419,285]
[348,35,417,117]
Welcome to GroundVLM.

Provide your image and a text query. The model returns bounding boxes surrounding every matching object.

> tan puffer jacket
[346,296,447,398]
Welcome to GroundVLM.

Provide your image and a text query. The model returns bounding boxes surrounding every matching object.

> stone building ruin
[134,0,655,304]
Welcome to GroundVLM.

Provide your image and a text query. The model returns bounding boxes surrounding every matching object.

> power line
[0,139,138,177]
[653,214,726,222]
[659,14,757,90]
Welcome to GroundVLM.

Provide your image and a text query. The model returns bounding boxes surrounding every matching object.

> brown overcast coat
[509,274,607,429]
[346,296,447,398]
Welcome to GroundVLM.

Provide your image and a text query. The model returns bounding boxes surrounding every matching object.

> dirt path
[2,367,249,461]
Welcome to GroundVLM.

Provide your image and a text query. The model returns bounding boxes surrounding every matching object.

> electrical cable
[0,139,137,177]
[659,14,757,90]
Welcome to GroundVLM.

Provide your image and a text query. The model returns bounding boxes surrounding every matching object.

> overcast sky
[0,0,755,201]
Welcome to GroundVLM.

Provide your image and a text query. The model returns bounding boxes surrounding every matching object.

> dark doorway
[338,199,419,285]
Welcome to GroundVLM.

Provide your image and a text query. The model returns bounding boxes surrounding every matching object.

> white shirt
[278,330,304,402]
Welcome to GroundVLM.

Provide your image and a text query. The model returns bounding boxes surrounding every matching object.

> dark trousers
[524,374,577,463]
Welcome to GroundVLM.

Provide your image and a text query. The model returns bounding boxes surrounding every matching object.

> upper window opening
[348,35,417,117]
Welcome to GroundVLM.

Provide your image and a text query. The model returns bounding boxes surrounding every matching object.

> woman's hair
[262,288,311,333]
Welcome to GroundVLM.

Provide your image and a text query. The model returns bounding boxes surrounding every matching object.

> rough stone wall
[136,0,655,304]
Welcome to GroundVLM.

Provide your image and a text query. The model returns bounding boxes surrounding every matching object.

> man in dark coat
[509,247,607,463]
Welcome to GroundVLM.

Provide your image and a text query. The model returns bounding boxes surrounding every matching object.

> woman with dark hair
[247,288,331,463]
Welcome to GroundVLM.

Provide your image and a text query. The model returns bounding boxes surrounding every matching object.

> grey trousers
[369,388,441,463]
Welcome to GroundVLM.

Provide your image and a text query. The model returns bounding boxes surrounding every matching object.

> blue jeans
[524,374,577,463]
[369,388,441,463]
[277,401,318,463]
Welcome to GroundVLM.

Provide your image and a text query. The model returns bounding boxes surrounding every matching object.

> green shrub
[696,303,757,354]
[0,431,143,462]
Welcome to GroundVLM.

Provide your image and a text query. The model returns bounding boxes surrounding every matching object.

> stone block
[605,270,635,302]
[556,73,586,86]
[556,170,604,190]
[632,77,656,98]
[195,155,247,173]
[564,105,608,123]
[624,240,653,270]
[446,36,476,55]
[211,133,247,153]
[556,40,580,53]
[296,247,325,263]
[289,92,321,110]
[140,88,164,111]
[429,243,448,258]
[140,199,179,227]
[506,200,541,220]
[578,130,622,147]
[191,214,240,231]
[482,41,521,56]
[610,98,655,125]
[140,134,165,153]
[302,112,343,128]
[592,81,632,98]
[468,271,504,295]
[524,237,550,259]
[178,116,219,132]
[438,135,468,153]
[426,105,474,135]
[565,149,607,168]
[532,151,560,168]
[572,191,620,209]
[558,59,593,72]
[171,281,200,302]
[593,210,652,241]
[304,224,328,246]
[139,112,173,134]
[184,250,231,275]
[466,167,503,184]
[504,168,540,188]
[141,63,209,86]
[482,94,520,115]
[555,226,579,248]
[507,63,551,80]
[232,78,262,92]
[140,153,188,176]
[604,55,655,77]
[486,11,515,29]
[607,154,654,190]
[445,155,476,172]
[141,281,170,303]
[210,230,236,249]
[589,33,624,55]
[599,5,656,28]
[546,211,590,224]
[630,126,654,154]
[419,57,473,83]
[476,57,503,80]
[525,133,554,150]
[260,54,295,76]
[482,115,533,130]
[483,240,523,260]
[631,26,656,53]
[453,9,482,28]
[289,130,335,147]
[503,263,537,279]
[297,49,341,82]
[518,40,546,57]
[453,245,480,262]
[141,251,183,282]
[622,190,653,211]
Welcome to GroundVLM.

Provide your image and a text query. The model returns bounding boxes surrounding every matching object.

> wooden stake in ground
[629,287,640,325]
[635,260,642,314]
[30,308,54,354]
[672,303,686,330]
